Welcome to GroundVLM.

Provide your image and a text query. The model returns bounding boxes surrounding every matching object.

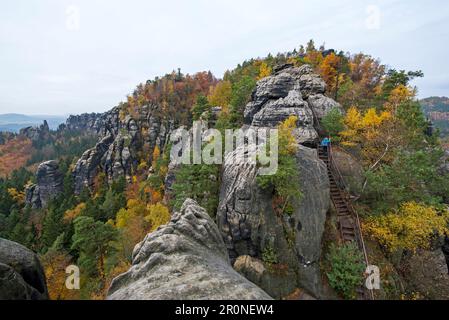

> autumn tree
[319,52,343,100]
[340,106,395,168]
[364,202,449,253]
[41,234,79,300]
[258,62,272,80]
[145,203,171,232]
[208,81,232,111]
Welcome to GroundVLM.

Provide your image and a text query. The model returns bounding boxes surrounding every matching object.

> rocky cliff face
[25,160,64,209]
[58,113,104,135]
[0,238,48,300]
[107,199,272,300]
[217,144,329,298]
[217,64,339,298]
[73,104,174,193]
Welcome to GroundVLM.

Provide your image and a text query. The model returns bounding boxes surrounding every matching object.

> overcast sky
[1,0,448,115]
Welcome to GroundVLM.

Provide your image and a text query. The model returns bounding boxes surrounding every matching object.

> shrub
[326,242,365,299]
[262,244,279,266]
[363,202,449,253]
[257,116,302,212]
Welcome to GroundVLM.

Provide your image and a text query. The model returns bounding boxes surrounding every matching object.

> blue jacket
[321,138,331,146]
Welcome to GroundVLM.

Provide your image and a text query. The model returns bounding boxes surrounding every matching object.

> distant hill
[0,113,66,133]
[420,97,449,136]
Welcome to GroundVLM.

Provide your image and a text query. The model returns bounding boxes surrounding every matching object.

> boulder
[0,238,48,300]
[25,160,64,209]
[234,256,298,299]
[107,199,272,300]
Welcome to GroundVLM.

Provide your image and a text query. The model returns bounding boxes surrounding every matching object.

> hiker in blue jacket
[321,137,331,147]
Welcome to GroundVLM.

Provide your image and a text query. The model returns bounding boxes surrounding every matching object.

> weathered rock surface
[73,104,175,193]
[331,147,365,196]
[216,65,337,298]
[307,94,342,121]
[244,64,341,145]
[234,255,298,299]
[0,238,48,300]
[217,144,329,298]
[58,112,104,135]
[406,249,449,299]
[107,199,272,300]
[25,160,64,209]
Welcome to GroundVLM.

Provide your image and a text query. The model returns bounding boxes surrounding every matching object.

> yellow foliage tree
[152,146,161,169]
[208,80,232,112]
[340,106,396,167]
[278,115,299,156]
[145,203,171,232]
[258,62,272,80]
[7,188,25,204]
[364,202,449,253]
[41,250,80,300]
[114,199,150,261]
[384,84,415,114]
[340,107,363,147]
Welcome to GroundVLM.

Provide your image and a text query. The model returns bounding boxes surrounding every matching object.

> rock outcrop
[217,144,329,298]
[19,120,50,142]
[0,238,48,300]
[25,160,64,209]
[244,65,342,145]
[107,199,272,300]
[73,105,174,193]
[217,64,336,298]
[58,112,104,135]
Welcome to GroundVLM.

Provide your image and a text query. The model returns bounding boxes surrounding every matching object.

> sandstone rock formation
[217,144,329,298]
[217,64,337,298]
[58,112,104,135]
[19,120,50,142]
[107,199,272,300]
[25,160,64,209]
[73,104,175,193]
[244,64,342,145]
[0,238,48,300]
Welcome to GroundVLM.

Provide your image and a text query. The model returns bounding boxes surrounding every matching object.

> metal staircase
[318,143,375,300]
[318,145,358,243]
